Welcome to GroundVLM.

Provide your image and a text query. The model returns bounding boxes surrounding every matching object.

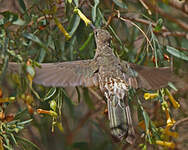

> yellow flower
[156,140,175,149]
[165,130,178,138]
[54,18,71,40]
[0,97,15,103]
[144,93,158,100]
[165,89,180,109]
[160,128,178,138]
[74,8,91,26]
[165,108,176,128]
[56,122,64,133]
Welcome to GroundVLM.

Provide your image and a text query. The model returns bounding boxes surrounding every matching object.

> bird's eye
[95,31,99,37]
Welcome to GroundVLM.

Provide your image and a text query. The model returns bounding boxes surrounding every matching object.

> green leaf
[168,82,178,91]
[92,0,100,22]
[68,14,80,37]
[18,0,26,12]
[142,111,152,143]
[0,11,18,23]
[112,0,127,9]
[79,33,93,51]
[154,18,163,32]
[0,55,9,82]
[15,136,40,150]
[14,109,28,120]
[72,142,89,149]
[17,119,33,126]
[166,46,188,61]
[62,89,74,117]
[23,33,49,52]
[44,88,57,101]
[38,48,46,63]
[83,88,94,110]
[13,18,25,26]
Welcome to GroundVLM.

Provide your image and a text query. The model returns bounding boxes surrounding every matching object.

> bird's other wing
[120,60,174,90]
[33,60,99,87]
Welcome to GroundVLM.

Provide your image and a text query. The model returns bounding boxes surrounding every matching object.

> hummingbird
[4,29,173,144]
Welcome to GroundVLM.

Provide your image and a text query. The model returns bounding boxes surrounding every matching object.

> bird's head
[94,29,112,48]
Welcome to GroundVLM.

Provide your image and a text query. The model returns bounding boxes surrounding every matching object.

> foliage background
[0,0,188,150]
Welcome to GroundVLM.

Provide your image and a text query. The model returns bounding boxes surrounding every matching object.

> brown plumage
[5,29,174,144]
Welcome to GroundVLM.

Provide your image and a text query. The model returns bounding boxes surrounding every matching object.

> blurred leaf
[0,55,8,82]
[15,136,40,150]
[162,0,168,4]
[62,89,75,117]
[38,48,46,63]
[166,46,188,61]
[7,50,23,61]
[10,133,17,145]
[23,33,49,52]
[143,111,152,143]
[72,142,89,150]
[0,11,18,23]
[92,0,100,22]
[14,109,28,120]
[17,119,33,126]
[83,88,94,110]
[154,18,163,32]
[79,33,93,51]
[13,18,25,26]
[112,0,127,9]
[74,0,79,6]
[68,0,72,4]
[168,82,178,91]
[18,0,26,12]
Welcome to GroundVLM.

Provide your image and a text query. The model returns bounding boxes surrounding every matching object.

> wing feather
[120,60,174,90]
[33,60,99,87]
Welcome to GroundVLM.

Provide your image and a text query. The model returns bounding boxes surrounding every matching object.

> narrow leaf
[18,0,26,12]
[166,46,188,61]
[68,14,80,37]
[23,33,49,52]
[44,88,57,101]
[92,0,100,22]
[83,88,94,110]
[15,136,40,150]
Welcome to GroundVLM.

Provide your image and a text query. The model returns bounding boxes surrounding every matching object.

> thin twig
[159,0,188,16]
[141,0,188,31]
[117,13,155,52]
[139,0,152,15]
[172,117,188,130]
[118,15,188,40]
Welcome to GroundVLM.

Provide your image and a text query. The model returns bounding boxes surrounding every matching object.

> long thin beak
[89,23,96,30]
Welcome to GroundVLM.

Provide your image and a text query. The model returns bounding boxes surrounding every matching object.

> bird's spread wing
[33,60,99,87]
[120,60,173,90]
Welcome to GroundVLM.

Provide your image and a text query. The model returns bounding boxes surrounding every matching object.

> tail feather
[107,95,135,144]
